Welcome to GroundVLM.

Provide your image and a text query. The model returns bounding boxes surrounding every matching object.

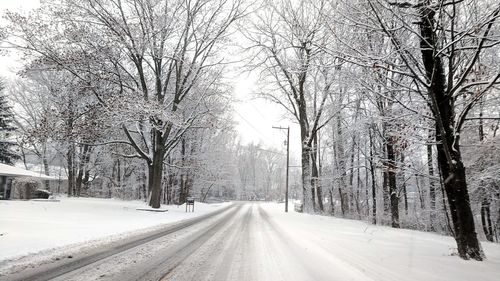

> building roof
[0,163,60,180]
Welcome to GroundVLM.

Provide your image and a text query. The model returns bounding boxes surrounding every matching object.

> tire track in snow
[161,204,255,281]
[257,205,375,281]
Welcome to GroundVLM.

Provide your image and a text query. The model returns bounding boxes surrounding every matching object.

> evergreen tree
[0,81,19,165]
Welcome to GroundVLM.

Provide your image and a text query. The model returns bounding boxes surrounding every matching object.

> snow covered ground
[0,197,230,261]
[263,202,500,281]
[1,200,498,281]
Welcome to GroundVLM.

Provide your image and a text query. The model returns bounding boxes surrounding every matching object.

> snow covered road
[156,203,500,281]
[158,203,374,281]
[2,202,499,281]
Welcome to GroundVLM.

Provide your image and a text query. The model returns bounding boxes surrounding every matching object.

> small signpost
[186,197,195,212]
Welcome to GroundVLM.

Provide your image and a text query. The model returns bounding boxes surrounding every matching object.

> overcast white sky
[0,1,301,159]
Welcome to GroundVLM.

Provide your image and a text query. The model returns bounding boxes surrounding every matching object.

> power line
[234,110,274,144]
[248,101,269,120]
[272,126,290,213]
[254,147,285,155]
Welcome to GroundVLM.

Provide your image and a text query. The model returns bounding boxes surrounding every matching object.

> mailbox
[186,197,195,212]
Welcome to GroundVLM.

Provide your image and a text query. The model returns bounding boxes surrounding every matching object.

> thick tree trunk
[148,159,163,209]
[148,130,166,209]
[437,148,483,259]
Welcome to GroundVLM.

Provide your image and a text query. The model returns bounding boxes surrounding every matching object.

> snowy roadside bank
[0,197,230,264]
[261,202,500,281]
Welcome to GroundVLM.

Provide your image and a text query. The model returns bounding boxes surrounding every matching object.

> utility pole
[272,126,289,212]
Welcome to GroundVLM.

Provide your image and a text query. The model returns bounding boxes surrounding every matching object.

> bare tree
[245,0,337,212]
[357,0,500,260]
[5,0,244,207]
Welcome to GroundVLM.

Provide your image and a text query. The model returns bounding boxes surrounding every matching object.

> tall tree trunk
[311,132,324,211]
[109,159,118,198]
[497,191,500,242]
[478,98,484,142]
[116,160,121,194]
[162,163,170,204]
[339,187,346,216]
[382,142,390,220]
[43,155,50,191]
[365,153,370,218]
[178,138,188,204]
[481,198,494,242]
[76,144,91,197]
[355,145,361,219]
[400,153,408,216]
[167,170,174,205]
[419,3,483,260]
[369,125,377,224]
[348,136,357,213]
[329,188,335,215]
[415,174,425,211]
[477,99,493,241]
[179,174,187,204]
[386,137,399,228]
[141,166,147,201]
[65,105,75,197]
[427,131,437,231]
[300,122,314,212]
[66,144,75,197]
[335,116,349,215]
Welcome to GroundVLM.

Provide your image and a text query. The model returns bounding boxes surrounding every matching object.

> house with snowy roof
[0,163,60,199]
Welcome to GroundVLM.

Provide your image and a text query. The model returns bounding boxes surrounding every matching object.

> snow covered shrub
[33,189,51,199]
[12,177,41,199]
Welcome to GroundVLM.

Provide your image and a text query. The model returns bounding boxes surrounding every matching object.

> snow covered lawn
[0,197,230,261]
[262,202,500,281]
